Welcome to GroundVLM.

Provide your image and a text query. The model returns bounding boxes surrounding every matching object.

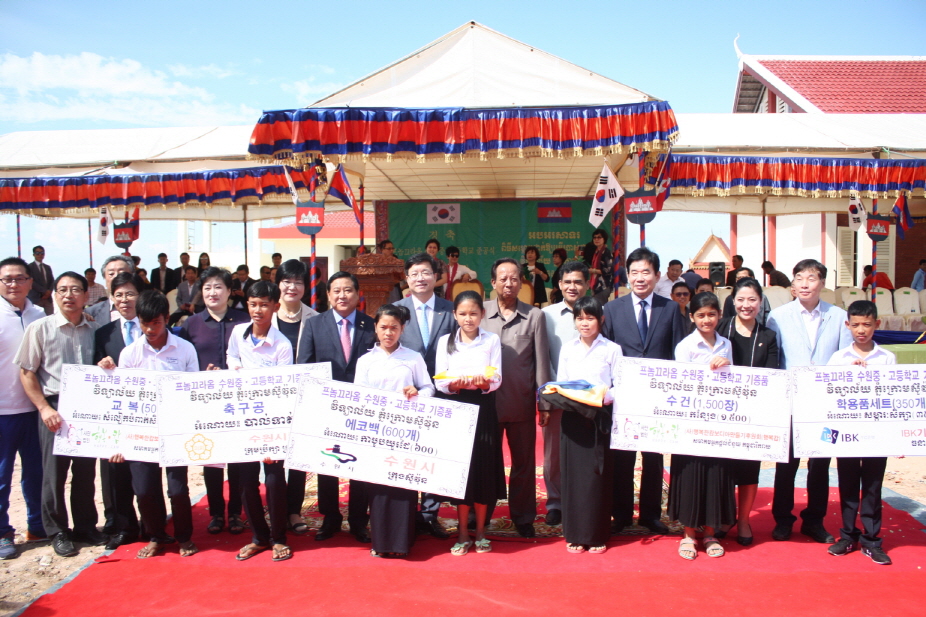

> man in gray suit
[27,245,54,315]
[394,252,456,538]
[767,258,852,544]
[85,255,135,327]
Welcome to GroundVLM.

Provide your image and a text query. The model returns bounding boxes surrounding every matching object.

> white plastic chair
[763,286,792,311]
[819,288,837,306]
[166,289,178,314]
[894,288,921,314]
[841,288,865,310]
[715,286,732,308]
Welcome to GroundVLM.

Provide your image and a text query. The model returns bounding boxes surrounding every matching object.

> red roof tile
[758,59,926,113]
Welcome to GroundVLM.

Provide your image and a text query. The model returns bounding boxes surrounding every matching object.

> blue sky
[2,0,924,271]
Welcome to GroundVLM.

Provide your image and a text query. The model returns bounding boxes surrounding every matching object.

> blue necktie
[124,320,136,345]
[637,300,648,345]
[419,305,430,351]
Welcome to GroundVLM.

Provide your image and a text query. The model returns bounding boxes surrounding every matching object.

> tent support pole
[357,183,365,314]
[310,234,317,310]
[242,205,248,268]
[761,199,767,284]
[639,223,645,247]
[871,198,879,297]
[16,215,21,258]
[88,220,93,269]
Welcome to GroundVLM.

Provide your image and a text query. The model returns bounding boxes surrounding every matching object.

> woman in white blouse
[555,296,622,555]
[355,304,435,558]
[434,291,505,556]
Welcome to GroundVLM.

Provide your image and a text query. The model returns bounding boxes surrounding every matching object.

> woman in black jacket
[716,277,779,547]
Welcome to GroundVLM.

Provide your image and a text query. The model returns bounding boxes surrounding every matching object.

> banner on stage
[792,365,926,457]
[54,365,163,463]
[158,363,332,466]
[286,378,479,499]
[609,358,791,462]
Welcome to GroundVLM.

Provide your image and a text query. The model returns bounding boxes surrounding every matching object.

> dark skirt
[368,483,417,554]
[448,389,507,507]
[668,454,736,529]
[728,458,761,486]
[561,404,613,546]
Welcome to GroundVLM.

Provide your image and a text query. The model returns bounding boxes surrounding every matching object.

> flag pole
[243,204,249,269]
[310,233,318,310]
[358,183,365,254]
[871,198,878,298]
[16,214,21,258]
[640,223,646,248]
[88,219,93,269]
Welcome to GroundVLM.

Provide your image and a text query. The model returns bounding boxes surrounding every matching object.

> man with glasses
[444,246,477,299]
[16,272,105,557]
[27,246,54,315]
[394,253,456,538]
[539,261,591,527]
[766,259,852,544]
[86,255,135,327]
[0,258,47,559]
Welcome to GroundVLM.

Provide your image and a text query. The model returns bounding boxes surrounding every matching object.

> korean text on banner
[54,365,163,463]
[792,365,926,457]
[158,363,331,466]
[286,377,479,499]
[610,358,791,462]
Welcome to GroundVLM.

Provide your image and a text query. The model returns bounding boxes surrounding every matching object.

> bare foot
[137,541,162,559]
[179,541,198,557]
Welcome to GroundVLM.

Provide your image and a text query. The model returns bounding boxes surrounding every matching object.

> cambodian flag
[891,192,914,240]
[328,164,361,224]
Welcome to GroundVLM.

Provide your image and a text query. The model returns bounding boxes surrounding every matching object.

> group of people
[0,242,901,566]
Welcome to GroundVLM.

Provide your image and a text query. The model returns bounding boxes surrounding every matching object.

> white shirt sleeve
[412,354,436,398]
[226,328,243,370]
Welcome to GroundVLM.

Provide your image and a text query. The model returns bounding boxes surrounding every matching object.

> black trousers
[494,420,537,526]
[99,459,116,533]
[129,462,192,543]
[287,469,307,517]
[416,492,446,524]
[611,450,664,525]
[772,432,831,527]
[836,457,886,548]
[317,474,369,531]
[37,396,98,537]
[237,461,287,546]
[204,465,242,518]
[107,461,139,536]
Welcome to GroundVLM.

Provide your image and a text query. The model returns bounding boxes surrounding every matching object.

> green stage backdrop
[384,200,608,284]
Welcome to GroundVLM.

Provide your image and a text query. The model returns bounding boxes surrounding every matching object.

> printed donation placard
[157,363,331,466]
[792,365,926,457]
[286,377,479,499]
[610,358,791,462]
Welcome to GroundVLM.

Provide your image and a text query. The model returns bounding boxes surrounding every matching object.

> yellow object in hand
[433,366,498,381]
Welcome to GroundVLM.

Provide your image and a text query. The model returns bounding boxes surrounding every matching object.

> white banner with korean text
[157,363,331,466]
[54,365,163,463]
[792,365,926,457]
[610,358,791,462]
[286,378,479,499]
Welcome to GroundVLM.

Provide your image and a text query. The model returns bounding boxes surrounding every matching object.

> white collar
[141,331,179,353]
[411,294,436,311]
[633,292,655,307]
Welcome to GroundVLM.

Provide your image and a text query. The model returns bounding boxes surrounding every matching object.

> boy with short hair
[826,300,895,565]
[226,281,293,562]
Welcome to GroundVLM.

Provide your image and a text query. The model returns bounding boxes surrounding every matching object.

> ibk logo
[821,427,859,444]
[901,428,926,437]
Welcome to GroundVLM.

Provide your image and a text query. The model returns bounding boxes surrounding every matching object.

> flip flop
[450,540,473,556]
[588,545,607,554]
[272,544,293,562]
[236,543,269,561]
[566,543,586,554]
[474,538,492,553]
[137,541,164,559]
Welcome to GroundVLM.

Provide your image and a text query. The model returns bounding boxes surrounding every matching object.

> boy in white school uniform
[826,300,895,565]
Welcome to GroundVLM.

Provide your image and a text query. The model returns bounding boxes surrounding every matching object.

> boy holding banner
[826,300,895,565]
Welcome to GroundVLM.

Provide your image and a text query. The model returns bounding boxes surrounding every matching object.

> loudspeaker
[708,262,726,287]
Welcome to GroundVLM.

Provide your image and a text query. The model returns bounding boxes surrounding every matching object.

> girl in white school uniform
[354,304,435,558]
[434,291,506,556]
[670,291,737,560]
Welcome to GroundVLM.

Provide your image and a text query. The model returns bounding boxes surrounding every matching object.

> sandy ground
[3,457,926,616]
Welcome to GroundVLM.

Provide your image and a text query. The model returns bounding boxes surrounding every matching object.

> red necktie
[339,318,351,362]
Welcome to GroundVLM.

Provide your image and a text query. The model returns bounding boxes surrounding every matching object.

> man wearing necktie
[297,272,376,543]
[27,246,54,315]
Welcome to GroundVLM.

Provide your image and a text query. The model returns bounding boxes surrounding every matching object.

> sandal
[137,541,164,559]
[566,543,586,554]
[289,519,309,536]
[272,544,293,562]
[474,538,492,553]
[703,536,725,558]
[228,515,247,535]
[207,516,224,535]
[588,545,607,554]
[450,540,473,556]
[236,543,269,561]
[179,541,198,557]
[678,537,698,561]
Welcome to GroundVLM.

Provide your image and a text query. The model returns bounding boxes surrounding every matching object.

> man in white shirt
[83,268,107,307]
[653,259,683,299]
[540,261,591,527]
[0,257,47,559]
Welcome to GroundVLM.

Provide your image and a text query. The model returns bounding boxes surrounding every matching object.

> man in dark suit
[602,247,689,534]
[86,255,135,327]
[725,254,744,287]
[92,272,145,550]
[27,245,54,315]
[229,264,255,310]
[172,252,191,282]
[296,271,375,543]
[394,253,456,538]
[149,253,179,294]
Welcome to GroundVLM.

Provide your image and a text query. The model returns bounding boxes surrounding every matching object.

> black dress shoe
[351,529,372,543]
[52,531,78,557]
[638,519,669,534]
[315,525,339,541]
[771,523,792,541]
[427,520,450,539]
[105,531,137,551]
[516,523,536,538]
[736,535,754,547]
[545,509,562,526]
[73,529,109,546]
[611,520,632,535]
[800,524,835,544]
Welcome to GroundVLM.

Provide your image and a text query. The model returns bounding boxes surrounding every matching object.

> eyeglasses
[407,271,434,279]
[0,277,31,286]
[56,286,84,296]
[33,251,45,255]
[280,280,305,288]
[448,254,459,258]
[673,292,691,298]
[113,292,138,300]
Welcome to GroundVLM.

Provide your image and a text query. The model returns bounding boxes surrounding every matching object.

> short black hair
[695,277,714,290]
[378,239,394,251]
[247,280,280,302]
[237,264,249,274]
[200,267,233,288]
[272,252,282,259]
[592,228,609,242]
[184,265,197,274]
[157,252,167,259]
[136,290,169,321]
[733,254,743,262]
[524,245,540,259]
[276,259,307,285]
[793,259,827,280]
[847,300,878,319]
[668,259,683,268]
[0,257,28,271]
[32,245,44,254]
[404,252,437,275]
[375,303,410,325]
[761,260,774,269]
[55,271,88,291]
[863,265,873,274]
[445,246,460,257]
[738,267,755,279]
[131,255,141,266]
[491,258,521,281]
[84,267,96,275]
[573,296,603,321]
[328,271,359,291]
[732,277,763,299]
[560,260,589,281]
[179,252,189,258]
[690,291,721,314]
[425,238,441,250]
[447,291,484,355]
[552,248,567,262]
[110,272,143,295]
[920,259,926,266]
[626,247,660,273]
[671,281,690,295]
[259,265,271,273]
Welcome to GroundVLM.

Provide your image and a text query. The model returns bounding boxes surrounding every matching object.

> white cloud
[0,52,258,128]
[167,63,236,79]
[282,77,347,105]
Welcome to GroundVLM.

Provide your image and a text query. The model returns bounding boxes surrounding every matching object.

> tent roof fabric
[313,22,655,109]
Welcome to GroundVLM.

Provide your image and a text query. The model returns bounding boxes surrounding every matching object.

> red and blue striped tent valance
[670,155,926,199]
[247,102,679,164]
[0,166,314,213]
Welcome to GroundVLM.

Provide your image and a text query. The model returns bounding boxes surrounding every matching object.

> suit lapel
[350,310,371,360]
[324,311,347,367]
[645,297,663,349]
